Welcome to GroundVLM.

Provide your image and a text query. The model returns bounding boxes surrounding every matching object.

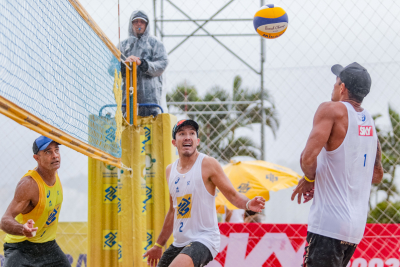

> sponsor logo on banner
[359,126,373,136]
[142,184,153,213]
[141,125,152,154]
[44,204,61,227]
[118,242,122,262]
[142,230,154,261]
[266,173,278,182]
[118,197,121,214]
[103,184,118,203]
[103,230,118,250]
[140,135,146,155]
[88,116,121,157]
[145,153,156,178]
[105,125,116,143]
[102,162,118,178]
[237,182,251,193]
[177,194,192,219]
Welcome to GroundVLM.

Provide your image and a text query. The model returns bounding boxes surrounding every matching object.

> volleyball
[253,4,288,39]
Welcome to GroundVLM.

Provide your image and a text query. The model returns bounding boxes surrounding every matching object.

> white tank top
[308,102,377,244]
[169,153,220,257]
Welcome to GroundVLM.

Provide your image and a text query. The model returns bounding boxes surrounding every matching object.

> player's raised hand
[143,245,162,266]
[22,219,38,238]
[248,196,265,212]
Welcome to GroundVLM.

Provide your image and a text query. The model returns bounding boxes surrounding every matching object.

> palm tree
[167,75,280,163]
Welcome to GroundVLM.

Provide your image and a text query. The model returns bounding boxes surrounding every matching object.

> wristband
[304,176,315,182]
[154,243,163,248]
[245,200,251,210]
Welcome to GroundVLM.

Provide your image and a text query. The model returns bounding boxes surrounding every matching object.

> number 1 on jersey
[364,154,367,167]
[179,222,183,232]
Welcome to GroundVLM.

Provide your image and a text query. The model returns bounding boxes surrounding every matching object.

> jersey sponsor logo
[358,113,366,122]
[187,181,190,185]
[177,194,192,219]
[47,190,50,198]
[175,177,180,184]
[45,204,61,227]
[359,126,373,136]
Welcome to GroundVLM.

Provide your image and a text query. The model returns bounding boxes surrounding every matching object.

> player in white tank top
[292,62,383,267]
[143,119,266,267]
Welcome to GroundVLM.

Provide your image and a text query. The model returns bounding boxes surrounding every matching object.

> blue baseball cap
[32,136,59,154]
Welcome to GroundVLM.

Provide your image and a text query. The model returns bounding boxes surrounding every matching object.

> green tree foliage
[167,75,279,162]
[369,106,400,222]
[367,201,400,223]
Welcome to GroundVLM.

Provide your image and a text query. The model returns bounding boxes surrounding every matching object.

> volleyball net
[0,0,122,166]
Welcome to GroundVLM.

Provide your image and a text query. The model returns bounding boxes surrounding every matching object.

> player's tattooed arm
[372,139,384,184]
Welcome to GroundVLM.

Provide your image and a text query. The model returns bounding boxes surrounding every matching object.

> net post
[126,62,131,123]
[132,62,137,126]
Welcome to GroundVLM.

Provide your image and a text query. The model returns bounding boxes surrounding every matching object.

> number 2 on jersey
[364,154,367,167]
[179,222,183,232]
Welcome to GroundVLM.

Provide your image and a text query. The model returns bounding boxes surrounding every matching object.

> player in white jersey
[143,119,265,267]
[291,62,383,267]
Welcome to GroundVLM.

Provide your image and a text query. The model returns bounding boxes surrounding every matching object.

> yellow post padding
[161,115,178,247]
[88,158,119,267]
[88,113,177,266]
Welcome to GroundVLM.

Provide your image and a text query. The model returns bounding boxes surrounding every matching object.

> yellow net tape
[113,69,123,144]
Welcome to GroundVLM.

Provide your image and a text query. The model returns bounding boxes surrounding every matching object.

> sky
[0,0,399,223]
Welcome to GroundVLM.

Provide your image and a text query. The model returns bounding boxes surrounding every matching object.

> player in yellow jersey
[0,136,70,267]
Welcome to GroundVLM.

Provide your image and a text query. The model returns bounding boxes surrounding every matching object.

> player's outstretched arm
[206,157,265,212]
[372,139,384,184]
[0,177,39,237]
[292,102,336,204]
[143,165,174,267]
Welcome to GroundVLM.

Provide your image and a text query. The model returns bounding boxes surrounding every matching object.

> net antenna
[118,0,131,70]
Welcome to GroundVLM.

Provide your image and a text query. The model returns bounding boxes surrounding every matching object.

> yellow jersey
[4,169,63,243]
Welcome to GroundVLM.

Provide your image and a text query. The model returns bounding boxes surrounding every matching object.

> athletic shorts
[303,232,357,267]
[3,240,71,267]
[158,241,213,267]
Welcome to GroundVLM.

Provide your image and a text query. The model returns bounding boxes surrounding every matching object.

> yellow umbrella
[216,160,301,212]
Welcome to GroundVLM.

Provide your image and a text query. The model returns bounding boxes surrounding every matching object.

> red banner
[205,224,400,267]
